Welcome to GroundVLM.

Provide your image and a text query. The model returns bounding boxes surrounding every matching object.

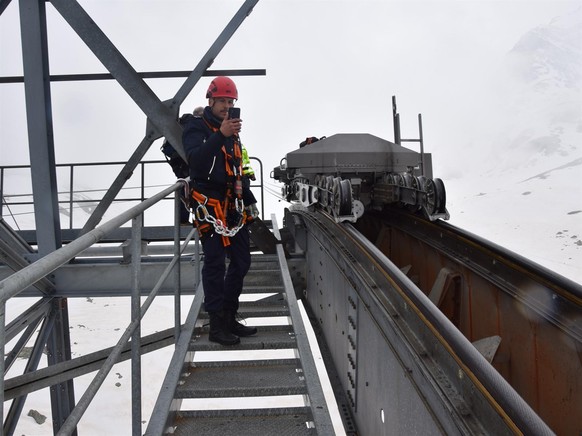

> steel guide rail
[370,209,582,342]
[288,207,555,435]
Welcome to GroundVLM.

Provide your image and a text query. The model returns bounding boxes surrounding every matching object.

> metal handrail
[0,181,181,302]
[0,160,170,230]
[0,180,199,435]
[0,157,265,230]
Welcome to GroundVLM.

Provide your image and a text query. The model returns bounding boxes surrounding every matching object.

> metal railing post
[173,192,182,341]
[131,214,143,436]
[69,165,74,229]
[194,231,201,294]
[0,300,5,429]
[418,113,425,176]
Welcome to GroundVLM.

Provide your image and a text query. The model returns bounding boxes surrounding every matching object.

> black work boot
[226,309,257,337]
[208,311,240,346]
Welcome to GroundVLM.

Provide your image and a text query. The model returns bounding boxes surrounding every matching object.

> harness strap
[192,190,230,246]
[191,117,247,246]
[204,119,244,200]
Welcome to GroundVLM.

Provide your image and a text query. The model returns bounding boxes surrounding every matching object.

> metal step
[171,408,317,436]
[246,254,280,268]
[176,359,306,398]
[241,284,285,294]
[240,269,284,286]
[196,303,290,320]
[190,325,296,351]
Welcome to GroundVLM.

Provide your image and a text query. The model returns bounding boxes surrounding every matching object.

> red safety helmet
[206,76,238,100]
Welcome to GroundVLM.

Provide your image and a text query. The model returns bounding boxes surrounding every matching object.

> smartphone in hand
[228,107,241,119]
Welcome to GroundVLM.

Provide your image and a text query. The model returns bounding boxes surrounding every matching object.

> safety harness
[191,121,247,246]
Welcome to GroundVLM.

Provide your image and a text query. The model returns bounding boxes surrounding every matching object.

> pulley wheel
[318,175,328,207]
[416,176,427,190]
[325,176,335,211]
[402,173,414,187]
[425,178,446,215]
[395,174,405,187]
[433,178,447,212]
[406,176,422,212]
[425,178,437,214]
[333,178,352,217]
[339,179,353,215]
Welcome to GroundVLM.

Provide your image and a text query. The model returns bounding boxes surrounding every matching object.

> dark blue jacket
[182,106,256,206]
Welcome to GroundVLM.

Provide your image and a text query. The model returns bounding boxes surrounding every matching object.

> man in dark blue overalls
[182,76,257,346]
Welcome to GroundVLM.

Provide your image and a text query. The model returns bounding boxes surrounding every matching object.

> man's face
[209,97,235,120]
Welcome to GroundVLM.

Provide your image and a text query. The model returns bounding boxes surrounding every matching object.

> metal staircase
[146,239,336,435]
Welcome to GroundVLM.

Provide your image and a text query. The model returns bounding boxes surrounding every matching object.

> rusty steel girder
[353,208,582,435]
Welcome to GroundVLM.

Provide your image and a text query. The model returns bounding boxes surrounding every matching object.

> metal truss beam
[0,219,54,294]
[171,0,260,109]
[4,328,174,401]
[4,297,52,344]
[18,1,75,431]
[48,0,181,149]
[4,309,55,435]
[0,68,266,84]
[19,0,61,255]
[0,0,12,15]
[46,298,76,434]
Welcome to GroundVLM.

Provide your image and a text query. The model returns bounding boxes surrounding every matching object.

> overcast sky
[1,0,580,227]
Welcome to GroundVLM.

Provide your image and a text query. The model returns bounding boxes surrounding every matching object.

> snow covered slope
[443,8,582,283]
